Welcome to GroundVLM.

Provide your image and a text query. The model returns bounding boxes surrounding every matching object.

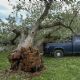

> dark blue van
[43,35,80,57]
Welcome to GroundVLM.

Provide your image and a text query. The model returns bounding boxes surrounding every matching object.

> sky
[0,0,30,23]
[0,0,25,23]
[0,0,13,22]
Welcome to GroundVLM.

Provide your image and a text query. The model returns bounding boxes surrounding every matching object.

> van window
[74,37,80,42]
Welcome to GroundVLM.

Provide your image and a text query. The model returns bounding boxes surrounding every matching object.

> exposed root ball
[8,47,43,73]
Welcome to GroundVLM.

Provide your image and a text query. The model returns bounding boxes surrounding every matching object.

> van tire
[53,50,63,58]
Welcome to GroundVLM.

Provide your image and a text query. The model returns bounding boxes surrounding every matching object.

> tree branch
[39,21,61,29]
[10,29,21,45]
[69,11,78,27]
[37,1,52,24]
[39,21,75,34]
[31,0,53,34]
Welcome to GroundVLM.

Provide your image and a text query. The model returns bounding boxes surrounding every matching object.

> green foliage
[1,0,80,44]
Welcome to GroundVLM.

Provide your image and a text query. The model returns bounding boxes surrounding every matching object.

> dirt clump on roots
[8,47,43,73]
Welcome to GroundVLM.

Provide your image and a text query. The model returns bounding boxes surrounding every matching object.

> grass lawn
[0,52,80,80]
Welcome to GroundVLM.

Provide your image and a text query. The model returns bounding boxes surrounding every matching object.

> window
[74,37,80,42]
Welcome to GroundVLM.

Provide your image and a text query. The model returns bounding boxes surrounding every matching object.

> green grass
[33,56,80,80]
[0,52,80,80]
[0,51,10,70]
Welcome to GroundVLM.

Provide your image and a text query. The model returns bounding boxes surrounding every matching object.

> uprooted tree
[8,0,53,73]
[8,0,78,73]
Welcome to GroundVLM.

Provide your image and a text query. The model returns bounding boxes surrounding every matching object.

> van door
[73,36,80,53]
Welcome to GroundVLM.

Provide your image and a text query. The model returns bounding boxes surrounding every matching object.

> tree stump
[8,47,43,73]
